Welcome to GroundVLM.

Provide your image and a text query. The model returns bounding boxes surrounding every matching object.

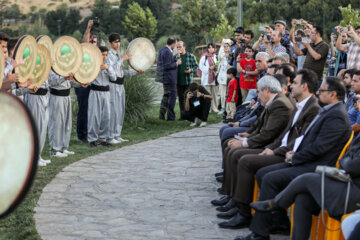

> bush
[124,71,157,123]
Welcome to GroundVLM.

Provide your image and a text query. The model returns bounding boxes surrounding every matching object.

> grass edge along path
[0,104,222,240]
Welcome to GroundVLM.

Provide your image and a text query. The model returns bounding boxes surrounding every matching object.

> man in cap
[107,33,143,144]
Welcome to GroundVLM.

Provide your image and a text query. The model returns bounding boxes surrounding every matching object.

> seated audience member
[275,52,290,63]
[266,64,280,75]
[251,132,360,240]
[217,76,294,194]
[255,52,270,79]
[215,69,320,229]
[275,63,297,87]
[341,68,357,109]
[237,76,351,240]
[181,82,212,127]
[348,71,360,130]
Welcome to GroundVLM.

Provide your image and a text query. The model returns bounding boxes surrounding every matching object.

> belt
[112,77,124,85]
[30,88,48,95]
[50,88,70,96]
[90,84,109,91]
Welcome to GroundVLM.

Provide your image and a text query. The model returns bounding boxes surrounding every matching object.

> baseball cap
[274,20,287,27]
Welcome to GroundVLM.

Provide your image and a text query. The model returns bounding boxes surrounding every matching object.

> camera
[266,34,271,40]
[295,36,302,42]
[342,27,349,33]
[259,26,266,32]
[93,17,100,27]
[192,92,198,98]
[296,19,302,25]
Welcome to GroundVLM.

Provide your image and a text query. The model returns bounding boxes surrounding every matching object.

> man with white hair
[255,52,270,79]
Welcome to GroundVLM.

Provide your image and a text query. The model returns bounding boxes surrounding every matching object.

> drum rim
[126,37,155,71]
[0,92,39,218]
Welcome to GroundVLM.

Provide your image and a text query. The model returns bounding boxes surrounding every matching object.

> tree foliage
[123,2,158,40]
[210,15,234,43]
[339,4,360,27]
[173,0,226,43]
[45,8,81,36]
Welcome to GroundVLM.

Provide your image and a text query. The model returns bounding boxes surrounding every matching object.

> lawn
[0,103,222,240]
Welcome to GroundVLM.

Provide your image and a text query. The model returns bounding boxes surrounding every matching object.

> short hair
[234,26,244,34]
[227,67,237,77]
[178,41,186,47]
[167,37,176,45]
[0,32,10,42]
[244,30,254,39]
[245,45,254,52]
[108,33,120,43]
[325,76,346,101]
[99,46,108,53]
[207,42,216,49]
[355,26,360,31]
[354,70,360,77]
[257,75,282,93]
[313,25,323,37]
[268,64,281,72]
[296,68,318,94]
[189,82,199,91]
[279,63,297,83]
[273,74,288,87]
[255,52,270,62]
[344,69,357,79]
[7,38,18,53]
[275,52,289,62]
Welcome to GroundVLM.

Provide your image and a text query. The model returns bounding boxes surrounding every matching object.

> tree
[339,4,360,27]
[173,0,226,43]
[29,17,50,37]
[123,2,157,40]
[209,15,233,43]
[45,8,81,36]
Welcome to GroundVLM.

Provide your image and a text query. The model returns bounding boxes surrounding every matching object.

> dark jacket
[155,46,177,84]
[246,94,294,148]
[291,102,352,166]
[267,95,320,156]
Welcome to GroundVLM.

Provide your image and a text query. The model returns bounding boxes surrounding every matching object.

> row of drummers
[0,35,102,91]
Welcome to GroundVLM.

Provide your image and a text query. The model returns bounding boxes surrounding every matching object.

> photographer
[182,82,212,127]
[336,25,360,71]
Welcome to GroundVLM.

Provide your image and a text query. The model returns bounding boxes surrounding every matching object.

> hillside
[3,0,120,17]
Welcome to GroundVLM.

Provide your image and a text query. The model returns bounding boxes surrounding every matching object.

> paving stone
[35,123,288,240]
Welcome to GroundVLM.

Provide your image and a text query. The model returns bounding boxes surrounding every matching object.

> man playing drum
[106,33,143,144]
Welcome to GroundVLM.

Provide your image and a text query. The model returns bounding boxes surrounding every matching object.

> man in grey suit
[216,69,320,229]
[236,76,352,240]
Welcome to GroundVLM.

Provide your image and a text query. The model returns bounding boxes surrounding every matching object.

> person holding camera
[181,82,212,127]
[336,25,360,71]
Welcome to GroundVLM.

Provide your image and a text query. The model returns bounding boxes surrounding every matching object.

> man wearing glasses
[336,25,360,71]
[293,22,329,86]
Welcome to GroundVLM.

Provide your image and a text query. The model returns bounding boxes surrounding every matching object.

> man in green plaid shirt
[175,41,199,117]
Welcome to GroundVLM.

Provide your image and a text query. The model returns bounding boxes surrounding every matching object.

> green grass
[0,104,222,240]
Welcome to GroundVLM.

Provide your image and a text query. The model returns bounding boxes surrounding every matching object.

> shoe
[190,117,198,127]
[216,175,223,183]
[218,110,224,115]
[214,171,223,177]
[52,151,68,158]
[40,157,51,164]
[216,199,236,212]
[38,159,47,167]
[77,137,87,143]
[63,150,75,155]
[117,137,129,142]
[250,199,277,213]
[217,206,239,219]
[100,141,111,146]
[218,212,252,229]
[199,121,207,127]
[211,195,231,206]
[108,139,121,144]
[234,232,270,240]
[222,119,230,123]
[269,211,290,235]
[217,187,224,195]
[89,141,97,148]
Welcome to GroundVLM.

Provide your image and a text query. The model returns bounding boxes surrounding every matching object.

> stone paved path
[35,123,287,240]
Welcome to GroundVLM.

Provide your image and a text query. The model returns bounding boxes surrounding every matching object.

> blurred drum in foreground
[126,37,156,72]
[0,92,39,218]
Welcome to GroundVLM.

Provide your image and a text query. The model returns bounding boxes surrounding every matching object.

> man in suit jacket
[219,76,294,195]
[156,37,181,120]
[216,69,321,229]
[251,133,360,240]
[237,76,351,240]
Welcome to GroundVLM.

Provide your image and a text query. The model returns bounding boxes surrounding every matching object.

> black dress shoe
[89,141,97,148]
[211,195,230,206]
[216,199,236,212]
[217,206,239,219]
[217,187,224,195]
[250,200,277,213]
[216,176,223,183]
[214,171,223,177]
[234,232,270,240]
[218,212,252,229]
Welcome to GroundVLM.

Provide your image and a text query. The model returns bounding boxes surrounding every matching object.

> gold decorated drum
[126,37,156,71]
[52,36,83,77]
[0,91,39,218]
[13,35,38,83]
[27,44,51,89]
[36,35,54,61]
[0,48,4,88]
[74,43,102,84]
